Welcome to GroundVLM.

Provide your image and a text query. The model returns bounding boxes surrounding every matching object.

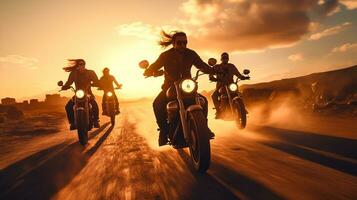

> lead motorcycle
[57,81,93,146]
[208,58,250,129]
[139,60,211,173]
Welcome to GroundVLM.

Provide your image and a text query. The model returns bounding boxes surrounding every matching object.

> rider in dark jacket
[99,67,122,114]
[62,59,100,130]
[144,31,217,146]
[209,53,249,117]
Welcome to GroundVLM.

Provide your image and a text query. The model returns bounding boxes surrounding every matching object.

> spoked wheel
[234,98,247,129]
[77,110,88,146]
[187,110,211,173]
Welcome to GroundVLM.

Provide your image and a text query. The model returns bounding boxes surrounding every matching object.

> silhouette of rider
[99,67,122,114]
[143,31,217,146]
[61,59,100,130]
[209,53,249,117]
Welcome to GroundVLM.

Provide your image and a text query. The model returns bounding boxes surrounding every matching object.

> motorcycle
[98,86,121,125]
[57,81,93,146]
[139,60,211,173]
[208,58,250,129]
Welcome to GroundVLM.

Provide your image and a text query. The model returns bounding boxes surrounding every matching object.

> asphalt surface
[0,101,356,200]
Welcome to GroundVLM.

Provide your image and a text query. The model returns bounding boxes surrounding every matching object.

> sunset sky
[1,0,356,101]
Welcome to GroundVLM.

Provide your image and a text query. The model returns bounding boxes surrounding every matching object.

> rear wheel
[187,110,211,173]
[76,110,88,146]
[234,98,247,129]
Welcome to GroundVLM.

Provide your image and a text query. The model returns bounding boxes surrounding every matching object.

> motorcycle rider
[61,59,101,130]
[209,52,249,118]
[143,30,217,146]
[99,67,122,115]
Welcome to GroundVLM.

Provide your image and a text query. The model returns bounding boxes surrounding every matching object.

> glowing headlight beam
[229,83,238,92]
[107,91,113,97]
[75,90,85,98]
[181,79,196,93]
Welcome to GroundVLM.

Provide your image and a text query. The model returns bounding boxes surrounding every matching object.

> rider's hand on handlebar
[61,85,70,90]
[143,69,153,77]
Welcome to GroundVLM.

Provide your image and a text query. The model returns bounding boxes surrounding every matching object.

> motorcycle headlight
[229,83,238,92]
[180,79,196,93]
[75,90,85,98]
[107,91,113,97]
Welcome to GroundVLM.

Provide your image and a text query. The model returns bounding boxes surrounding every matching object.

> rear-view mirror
[243,69,250,75]
[208,58,217,66]
[139,60,149,69]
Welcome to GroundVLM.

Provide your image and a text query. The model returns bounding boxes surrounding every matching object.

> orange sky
[0,0,356,101]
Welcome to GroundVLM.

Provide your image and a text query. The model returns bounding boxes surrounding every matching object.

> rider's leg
[153,90,169,145]
[199,94,215,138]
[65,98,75,130]
[90,97,100,128]
[114,94,120,114]
[211,89,220,115]
[101,94,107,115]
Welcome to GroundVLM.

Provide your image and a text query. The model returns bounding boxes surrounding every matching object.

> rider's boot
[158,124,169,146]
[115,104,120,115]
[70,123,76,130]
[214,108,221,119]
[94,120,100,128]
[208,127,215,139]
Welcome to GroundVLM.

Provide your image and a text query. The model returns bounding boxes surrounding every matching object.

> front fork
[174,82,206,144]
[225,86,235,115]
[175,83,190,142]
[73,97,90,127]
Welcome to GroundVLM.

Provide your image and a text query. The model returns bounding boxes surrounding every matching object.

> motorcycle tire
[234,98,247,129]
[187,110,211,173]
[76,110,88,146]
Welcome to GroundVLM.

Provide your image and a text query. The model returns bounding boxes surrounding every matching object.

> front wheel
[234,98,247,129]
[76,110,88,146]
[187,110,211,173]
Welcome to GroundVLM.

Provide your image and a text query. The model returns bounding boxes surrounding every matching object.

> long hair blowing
[159,30,186,48]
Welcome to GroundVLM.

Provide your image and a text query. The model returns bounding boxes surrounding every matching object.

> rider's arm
[144,53,164,76]
[112,76,121,88]
[192,51,215,74]
[231,64,246,79]
[208,65,218,81]
[90,71,100,87]
[62,71,75,89]
[209,74,218,82]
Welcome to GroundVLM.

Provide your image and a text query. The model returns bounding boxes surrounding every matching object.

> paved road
[0,102,356,200]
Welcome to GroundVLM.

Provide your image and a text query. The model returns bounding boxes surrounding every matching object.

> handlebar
[193,70,206,81]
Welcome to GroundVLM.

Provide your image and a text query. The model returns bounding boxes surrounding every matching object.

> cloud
[331,42,357,53]
[340,0,357,9]
[116,22,160,40]
[116,21,179,42]
[0,55,38,70]
[288,53,304,61]
[116,0,342,52]
[316,0,339,16]
[309,22,351,40]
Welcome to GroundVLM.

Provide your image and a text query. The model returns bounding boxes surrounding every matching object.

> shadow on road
[262,141,357,176]
[253,126,357,176]
[0,123,112,199]
[253,126,357,160]
[177,149,284,200]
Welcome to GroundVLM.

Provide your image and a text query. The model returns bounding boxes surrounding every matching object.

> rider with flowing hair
[144,30,217,146]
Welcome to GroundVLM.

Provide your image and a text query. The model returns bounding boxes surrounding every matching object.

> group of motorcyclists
[60,30,250,147]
